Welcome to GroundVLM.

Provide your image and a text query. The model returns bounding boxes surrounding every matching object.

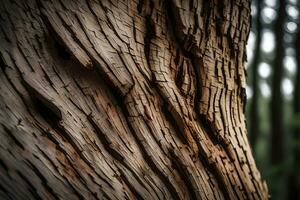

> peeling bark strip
[0,0,268,199]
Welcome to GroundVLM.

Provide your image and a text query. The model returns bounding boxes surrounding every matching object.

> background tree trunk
[271,0,286,166]
[249,0,262,148]
[288,25,300,200]
[0,0,269,199]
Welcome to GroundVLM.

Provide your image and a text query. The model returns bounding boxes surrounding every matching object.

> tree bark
[0,0,268,199]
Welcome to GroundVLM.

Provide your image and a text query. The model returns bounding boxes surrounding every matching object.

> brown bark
[0,0,268,199]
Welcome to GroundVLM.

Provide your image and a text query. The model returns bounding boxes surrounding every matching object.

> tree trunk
[288,25,300,200]
[249,0,262,148]
[0,0,268,199]
[271,0,285,166]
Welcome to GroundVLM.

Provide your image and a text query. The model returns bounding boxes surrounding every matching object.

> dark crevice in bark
[198,115,220,147]
[87,115,124,162]
[200,90,234,160]
[36,1,69,60]
[119,170,145,200]
[0,182,12,200]
[240,87,247,114]
[36,124,67,155]
[66,179,86,200]
[0,52,8,72]
[144,10,155,83]
[161,102,188,145]
[108,86,181,200]
[215,2,225,47]
[68,165,101,200]
[169,150,196,200]
[130,128,180,199]
[0,53,37,122]
[198,152,231,200]
[36,146,59,173]
[39,4,93,69]
[92,171,114,192]
[2,125,25,150]
[0,25,11,44]
[121,161,157,199]
[74,13,133,95]
[218,91,250,198]
[226,33,237,60]
[202,1,212,40]
[196,114,235,199]
[0,157,8,172]
[21,79,62,124]
[25,160,60,199]
[137,0,144,14]
[16,170,43,200]
[124,132,181,200]
[53,39,71,60]
[87,175,114,200]
[23,81,94,173]
[68,97,86,114]
[175,61,184,92]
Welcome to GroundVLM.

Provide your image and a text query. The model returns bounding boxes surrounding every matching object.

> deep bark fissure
[169,150,200,200]
[87,115,124,162]
[16,170,44,200]
[2,125,25,150]
[165,3,240,198]
[109,87,182,200]
[119,170,144,200]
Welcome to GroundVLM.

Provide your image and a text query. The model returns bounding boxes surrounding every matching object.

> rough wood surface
[0,0,269,199]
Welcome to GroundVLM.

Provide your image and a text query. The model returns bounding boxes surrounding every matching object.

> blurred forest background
[246,0,300,199]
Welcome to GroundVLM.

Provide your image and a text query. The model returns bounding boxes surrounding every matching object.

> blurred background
[246,0,300,199]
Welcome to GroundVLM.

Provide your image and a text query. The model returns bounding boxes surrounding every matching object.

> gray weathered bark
[0,0,269,199]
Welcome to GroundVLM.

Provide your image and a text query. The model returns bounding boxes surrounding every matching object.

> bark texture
[0,0,268,199]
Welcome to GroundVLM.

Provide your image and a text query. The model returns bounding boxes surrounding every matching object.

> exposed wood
[0,0,269,199]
